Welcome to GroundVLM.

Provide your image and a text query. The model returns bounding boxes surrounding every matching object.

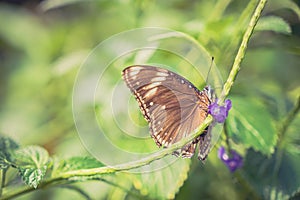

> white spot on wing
[156,71,169,77]
[151,77,166,82]
[145,87,158,98]
[129,68,141,77]
[143,82,161,90]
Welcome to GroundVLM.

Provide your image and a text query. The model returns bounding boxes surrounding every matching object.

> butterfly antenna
[205,56,214,84]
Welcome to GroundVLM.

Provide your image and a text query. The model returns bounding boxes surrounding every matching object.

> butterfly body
[122,65,213,161]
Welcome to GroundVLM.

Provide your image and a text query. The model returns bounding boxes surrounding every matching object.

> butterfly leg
[172,144,196,158]
[180,137,200,158]
[172,150,181,157]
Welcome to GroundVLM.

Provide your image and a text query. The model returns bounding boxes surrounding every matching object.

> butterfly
[122,65,214,161]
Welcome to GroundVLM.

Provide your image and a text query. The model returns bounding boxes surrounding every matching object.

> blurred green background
[0,0,299,199]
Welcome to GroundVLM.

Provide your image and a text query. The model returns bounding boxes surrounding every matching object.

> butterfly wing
[198,126,212,161]
[122,65,211,158]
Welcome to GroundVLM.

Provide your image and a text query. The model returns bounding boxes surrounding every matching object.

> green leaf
[243,148,300,199]
[132,157,191,199]
[106,174,137,200]
[18,166,47,189]
[255,16,292,35]
[53,156,105,176]
[14,145,49,188]
[272,0,300,21]
[0,135,19,169]
[242,97,300,198]
[227,96,277,155]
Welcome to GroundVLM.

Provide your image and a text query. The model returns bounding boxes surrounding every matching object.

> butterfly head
[203,85,215,102]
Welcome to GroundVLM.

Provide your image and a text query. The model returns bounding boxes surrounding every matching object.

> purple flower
[208,99,232,123]
[218,146,243,173]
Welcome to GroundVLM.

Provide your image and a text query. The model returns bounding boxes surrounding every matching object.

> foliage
[227,96,277,154]
[0,0,299,199]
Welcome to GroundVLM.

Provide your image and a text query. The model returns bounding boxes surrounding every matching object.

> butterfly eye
[122,65,212,160]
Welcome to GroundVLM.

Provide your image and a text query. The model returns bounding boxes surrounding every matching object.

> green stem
[219,0,267,103]
[0,117,213,200]
[278,96,300,145]
[0,169,4,196]
[64,117,213,177]
[223,121,232,154]
[0,177,64,200]
[218,1,267,198]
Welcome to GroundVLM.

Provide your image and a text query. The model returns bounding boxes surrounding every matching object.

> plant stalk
[219,0,267,103]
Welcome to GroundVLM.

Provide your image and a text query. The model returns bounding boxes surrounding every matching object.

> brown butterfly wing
[198,126,212,161]
[122,65,211,158]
